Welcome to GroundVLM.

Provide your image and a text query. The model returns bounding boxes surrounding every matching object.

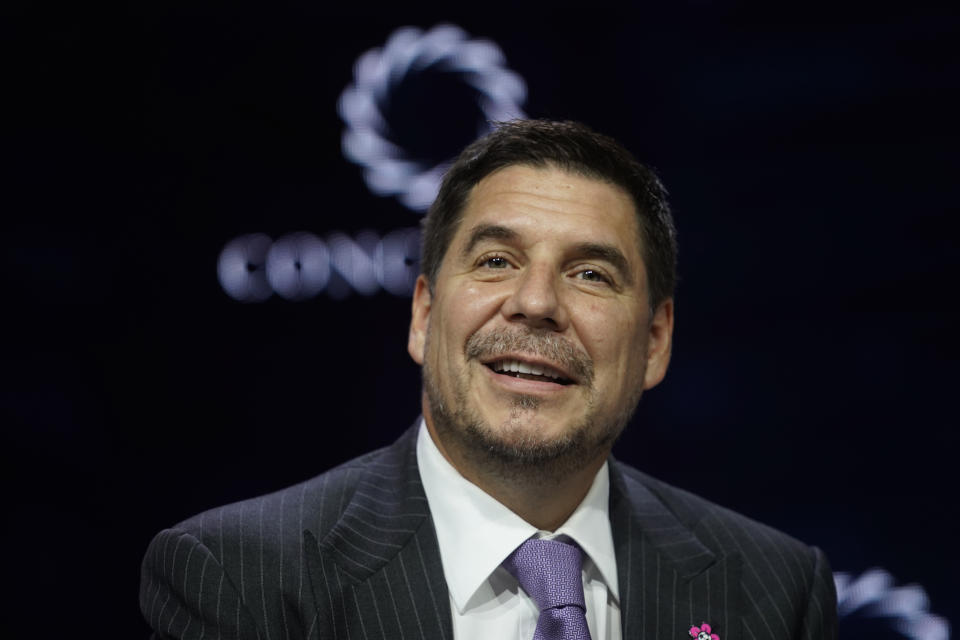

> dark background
[4,2,957,637]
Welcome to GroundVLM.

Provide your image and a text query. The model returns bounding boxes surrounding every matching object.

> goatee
[423,326,639,486]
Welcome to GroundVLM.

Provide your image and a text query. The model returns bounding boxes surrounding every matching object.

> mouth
[482,357,575,386]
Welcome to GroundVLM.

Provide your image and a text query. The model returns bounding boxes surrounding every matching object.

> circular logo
[338,24,527,211]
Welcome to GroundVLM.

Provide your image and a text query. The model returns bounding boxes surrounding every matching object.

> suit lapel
[303,425,453,640]
[302,429,744,640]
[611,463,742,640]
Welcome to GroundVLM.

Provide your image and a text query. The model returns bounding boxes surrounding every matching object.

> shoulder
[170,439,405,555]
[611,461,838,637]
[140,431,419,636]
[612,460,827,580]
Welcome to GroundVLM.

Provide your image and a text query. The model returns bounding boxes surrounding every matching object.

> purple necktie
[503,538,593,640]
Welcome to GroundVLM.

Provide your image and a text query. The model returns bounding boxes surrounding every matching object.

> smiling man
[410,163,671,536]
[141,120,838,640]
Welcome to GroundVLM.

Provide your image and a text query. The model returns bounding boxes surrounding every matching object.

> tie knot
[503,538,586,612]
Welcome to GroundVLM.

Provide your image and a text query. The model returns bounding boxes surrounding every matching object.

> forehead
[454,164,642,254]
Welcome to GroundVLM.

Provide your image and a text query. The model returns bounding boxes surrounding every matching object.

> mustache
[465,328,594,385]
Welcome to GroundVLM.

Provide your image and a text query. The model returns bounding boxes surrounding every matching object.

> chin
[489,412,581,447]
[483,425,567,452]
[423,359,624,483]
[460,415,608,485]
[434,398,611,484]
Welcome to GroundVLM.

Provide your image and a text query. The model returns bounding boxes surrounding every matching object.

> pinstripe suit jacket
[140,424,838,639]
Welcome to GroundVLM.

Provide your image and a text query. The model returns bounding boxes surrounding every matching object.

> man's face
[408,165,673,478]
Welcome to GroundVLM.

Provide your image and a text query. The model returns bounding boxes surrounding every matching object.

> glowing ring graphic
[338,24,527,211]
[834,568,950,640]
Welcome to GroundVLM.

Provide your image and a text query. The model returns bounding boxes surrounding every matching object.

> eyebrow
[460,223,636,286]
[461,224,519,258]
[571,242,635,287]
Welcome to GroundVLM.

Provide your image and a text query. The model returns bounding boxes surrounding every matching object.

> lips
[466,329,593,387]
[482,356,575,385]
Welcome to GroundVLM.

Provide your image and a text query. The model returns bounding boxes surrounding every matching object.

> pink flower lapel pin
[689,622,720,640]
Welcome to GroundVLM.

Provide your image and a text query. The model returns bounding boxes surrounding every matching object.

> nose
[500,263,569,331]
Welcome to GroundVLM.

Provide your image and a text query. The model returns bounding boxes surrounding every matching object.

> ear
[643,297,674,390]
[407,274,432,365]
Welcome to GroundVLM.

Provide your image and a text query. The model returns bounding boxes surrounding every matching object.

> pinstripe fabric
[141,423,837,639]
[611,463,837,640]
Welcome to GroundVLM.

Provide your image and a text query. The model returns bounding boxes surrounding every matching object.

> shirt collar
[416,419,619,613]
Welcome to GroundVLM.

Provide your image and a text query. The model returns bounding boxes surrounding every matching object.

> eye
[575,268,612,284]
[480,255,510,269]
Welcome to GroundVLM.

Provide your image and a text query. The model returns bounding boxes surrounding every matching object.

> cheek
[462,284,509,329]
[576,304,649,380]
[461,284,493,318]
[580,304,636,353]
[434,285,503,357]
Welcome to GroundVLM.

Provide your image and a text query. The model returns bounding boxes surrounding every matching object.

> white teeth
[492,359,562,380]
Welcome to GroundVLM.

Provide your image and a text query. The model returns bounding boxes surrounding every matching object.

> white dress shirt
[416,420,622,640]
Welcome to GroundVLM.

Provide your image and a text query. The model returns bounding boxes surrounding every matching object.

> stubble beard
[423,326,644,487]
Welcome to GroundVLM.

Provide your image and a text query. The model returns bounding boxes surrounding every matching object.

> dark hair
[421,119,677,309]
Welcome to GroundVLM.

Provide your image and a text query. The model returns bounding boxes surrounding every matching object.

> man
[141,120,838,639]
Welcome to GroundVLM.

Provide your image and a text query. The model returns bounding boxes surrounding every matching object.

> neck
[424,415,608,531]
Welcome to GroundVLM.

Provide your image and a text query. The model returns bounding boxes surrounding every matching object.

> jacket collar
[316,422,431,582]
[610,460,732,639]
[304,424,730,640]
